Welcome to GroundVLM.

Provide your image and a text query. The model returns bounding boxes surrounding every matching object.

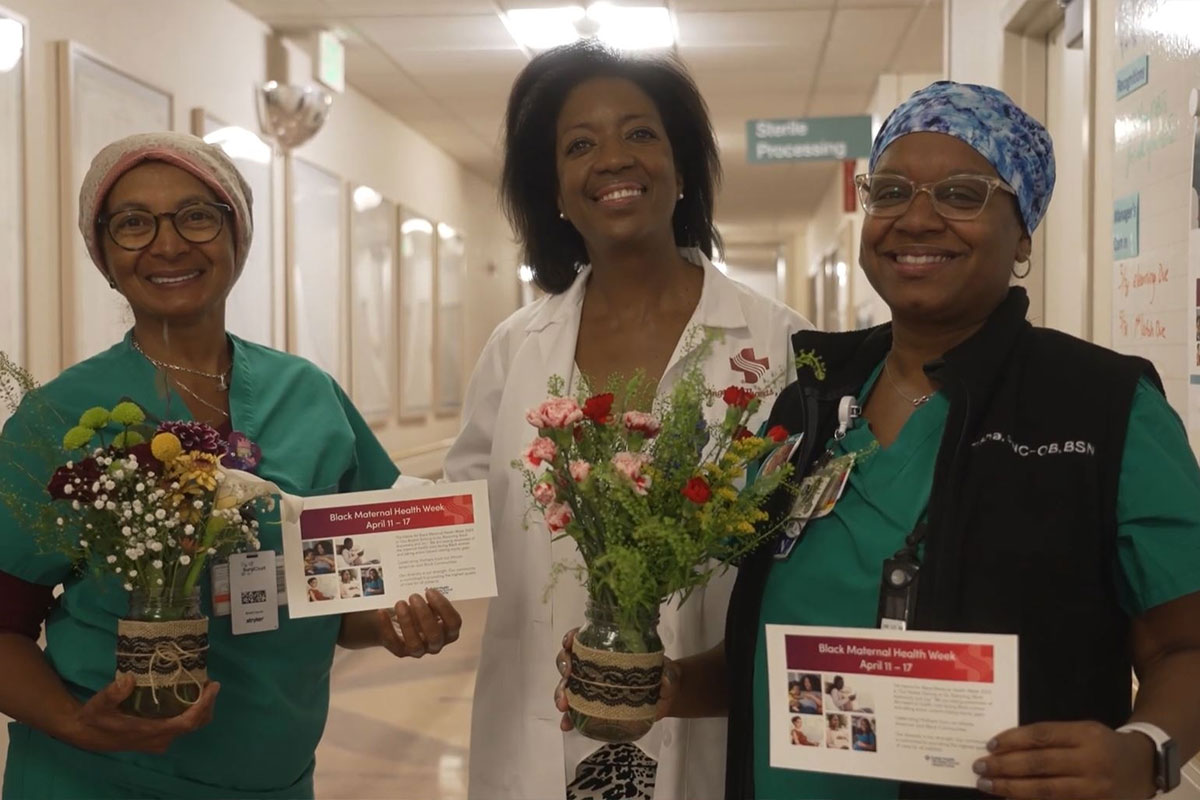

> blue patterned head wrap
[868,81,1055,234]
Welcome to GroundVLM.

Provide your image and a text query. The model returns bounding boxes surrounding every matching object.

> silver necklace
[883,357,932,408]
[168,374,230,420]
[132,339,231,391]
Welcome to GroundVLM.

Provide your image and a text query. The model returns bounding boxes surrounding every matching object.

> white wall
[946,0,1006,87]
[2,0,519,470]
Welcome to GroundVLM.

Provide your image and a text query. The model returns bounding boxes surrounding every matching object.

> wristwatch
[1116,722,1181,795]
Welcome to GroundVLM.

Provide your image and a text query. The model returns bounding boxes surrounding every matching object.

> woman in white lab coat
[444,40,809,800]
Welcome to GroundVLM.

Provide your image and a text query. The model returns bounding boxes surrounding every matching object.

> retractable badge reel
[876,523,926,630]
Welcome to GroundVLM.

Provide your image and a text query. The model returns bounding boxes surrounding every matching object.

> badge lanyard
[875,520,928,630]
[775,396,861,560]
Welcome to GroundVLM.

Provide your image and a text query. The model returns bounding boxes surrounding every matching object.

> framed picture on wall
[0,7,26,379]
[288,158,345,384]
[435,223,465,413]
[398,208,434,420]
[57,41,173,366]
[191,109,276,348]
[349,186,396,425]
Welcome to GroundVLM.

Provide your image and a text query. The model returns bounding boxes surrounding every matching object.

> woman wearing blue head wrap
[604,82,1200,800]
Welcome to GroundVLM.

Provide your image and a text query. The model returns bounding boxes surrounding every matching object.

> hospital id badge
[228,551,279,635]
[211,552,287,616]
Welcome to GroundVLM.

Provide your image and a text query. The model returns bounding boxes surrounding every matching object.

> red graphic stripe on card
[785,635,994,683]
[300,495,475,539]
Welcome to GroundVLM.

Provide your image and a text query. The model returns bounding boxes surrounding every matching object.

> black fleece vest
[723,289,1160,800]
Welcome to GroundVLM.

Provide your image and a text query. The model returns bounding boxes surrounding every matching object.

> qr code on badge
[240,590,267,604]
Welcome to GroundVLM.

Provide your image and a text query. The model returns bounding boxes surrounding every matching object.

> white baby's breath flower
[104,480,116,491]
[71,500,80,510]
[184,524,195,536]
[79,540,88,548]
[144,513,154,522]
[136,482,145,492]
[93,499,104,509]
[145,527,156,536]
[63,484,73,495]
[105,501,115,510]
[106,555,117,564]
[122,526,132,536]
[149,541,163,552]
[115,567,122,574]
[156,578,163,585]
[128,570,137,578]
[123,583,133,591]
[55,517,63,526]
[193,500,203,510]
[179,555,192,566]
[152,559,163,569]
[154,509,166,520]
[207,547,216,555]
[124,548,139,560]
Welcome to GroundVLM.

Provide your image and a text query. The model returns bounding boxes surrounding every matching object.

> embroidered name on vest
[971,432,1096,457]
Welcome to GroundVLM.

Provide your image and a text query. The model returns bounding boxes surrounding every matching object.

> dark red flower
[582,393,615,424]
[681,477,712,505]
[46,457,102,502]
[157,421,223,454]
[733,426,753,441]
[125,443,163,475]
[766,425,789,443]
[722,386,756,409]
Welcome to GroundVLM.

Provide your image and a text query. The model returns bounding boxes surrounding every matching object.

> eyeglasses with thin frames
[97,201,233,251]
[854,174,1016,221]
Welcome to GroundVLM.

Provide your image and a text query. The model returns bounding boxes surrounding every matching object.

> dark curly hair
[501,40,722,294]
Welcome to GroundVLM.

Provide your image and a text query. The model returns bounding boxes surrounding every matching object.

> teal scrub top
[0,333,399,799]
[752,369,1200,800]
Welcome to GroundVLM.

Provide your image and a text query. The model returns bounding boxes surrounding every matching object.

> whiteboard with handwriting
[1112,1,1200,452]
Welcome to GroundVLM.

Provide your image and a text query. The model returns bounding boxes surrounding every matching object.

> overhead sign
[747,115,873,164]
[316,30,345,94]
[1116,54,1149,100]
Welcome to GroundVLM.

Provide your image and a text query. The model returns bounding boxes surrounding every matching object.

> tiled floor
[313,598,488,800]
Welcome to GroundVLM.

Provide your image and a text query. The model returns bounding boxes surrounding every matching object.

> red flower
[681,477,712,505]
[46,458,102,502]
[733,426,753,441]
[766,425,789,443]
[582,393,615,424]
[722,386,756,409]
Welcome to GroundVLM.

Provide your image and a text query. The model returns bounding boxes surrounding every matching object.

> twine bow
[115,638,209,706]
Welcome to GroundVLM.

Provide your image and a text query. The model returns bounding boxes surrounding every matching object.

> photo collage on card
[303,536,389,603]
[785,671,877,752]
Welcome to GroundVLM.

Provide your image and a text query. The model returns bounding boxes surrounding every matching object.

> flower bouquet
[42,403,270,718]
[516,354,793,743]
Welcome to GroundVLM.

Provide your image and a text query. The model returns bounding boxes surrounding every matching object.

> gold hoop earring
[1012,260,1031,280]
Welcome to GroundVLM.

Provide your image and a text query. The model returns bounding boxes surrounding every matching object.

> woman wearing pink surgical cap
[0,132,461,799]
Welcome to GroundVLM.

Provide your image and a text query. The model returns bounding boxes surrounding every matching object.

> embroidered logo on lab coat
[730,347,770,383]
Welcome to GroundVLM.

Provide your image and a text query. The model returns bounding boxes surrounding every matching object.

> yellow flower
[716,487,739,503]
[734,521,756,534]
[170,452,220,492]
[151,432,183,462]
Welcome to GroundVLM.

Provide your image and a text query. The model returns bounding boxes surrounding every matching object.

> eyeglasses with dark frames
[97,201,233,251]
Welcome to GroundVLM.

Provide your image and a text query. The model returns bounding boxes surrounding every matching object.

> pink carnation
[526,397,584,429]
[522,437,558,469]
[611,451,652,495]
[622,411,661,438]
[532,481,556,505]
[569,460,592,483]
[544,502,574,533]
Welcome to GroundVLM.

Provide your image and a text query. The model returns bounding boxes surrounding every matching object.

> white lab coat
[445,249,810,800]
